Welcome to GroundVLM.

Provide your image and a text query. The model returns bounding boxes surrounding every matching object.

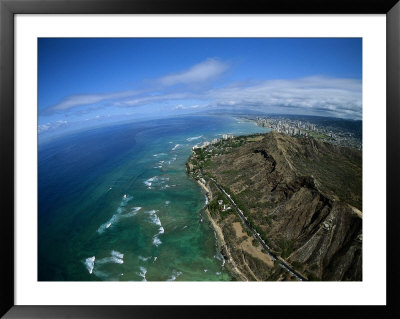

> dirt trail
[233,222,274,268]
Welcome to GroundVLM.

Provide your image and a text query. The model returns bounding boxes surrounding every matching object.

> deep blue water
[38,115,270,281]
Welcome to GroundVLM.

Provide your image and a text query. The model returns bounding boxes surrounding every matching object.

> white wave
[97,214,120,234]
[121,194,133,205]
[138,256,152,262]
[183,225,188,229]
[216,272,221,276]
[145,210,164,246]
[204,269,208,272]
[111,250,124,259]
[84,256,95,274]
[153,257,157,263]
[93,269,109,279]
[144,176,158,188]
[98,194,136,233]
[153,153,167,157]
[138,266,147,281]
[121,207,142,218]
[167,270,183,281]
[171,144,181,151]
[153,236,162,246]
[165,201,170,205]
[186,135,202,142]
[96,256,124,265]
[146,210,162,227]
[205,194,209,205]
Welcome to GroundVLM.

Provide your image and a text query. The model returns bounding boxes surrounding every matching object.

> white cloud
[42,57,362,121]
[157,58,229,86]
[45,90,139,113]
[38,120,68,134]
[113,76,361,119]
[205,76,362,119]
[44,58,229,114]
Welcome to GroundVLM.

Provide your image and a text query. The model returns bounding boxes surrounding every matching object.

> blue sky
[38,38,362,136]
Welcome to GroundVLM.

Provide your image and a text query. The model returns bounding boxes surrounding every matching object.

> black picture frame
[1,0,399,318]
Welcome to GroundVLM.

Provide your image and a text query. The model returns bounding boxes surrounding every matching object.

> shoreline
[196,180,249,281]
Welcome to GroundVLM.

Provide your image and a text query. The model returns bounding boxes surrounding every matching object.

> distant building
[222,134,233,140]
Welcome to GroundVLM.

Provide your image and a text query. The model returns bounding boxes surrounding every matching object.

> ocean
[38,114,270,281]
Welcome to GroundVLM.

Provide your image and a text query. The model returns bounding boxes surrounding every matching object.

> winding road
[209,178,307,281]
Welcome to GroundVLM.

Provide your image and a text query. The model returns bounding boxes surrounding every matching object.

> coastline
[196,180,249,281]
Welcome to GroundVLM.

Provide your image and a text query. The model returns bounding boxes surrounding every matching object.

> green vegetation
[251,238,260,247]
[187,130,362,281]
[291,261,304,271]
[306,130,334,141]
[207,193,232,220]
[277,236,294,259]
[307,273,321,281]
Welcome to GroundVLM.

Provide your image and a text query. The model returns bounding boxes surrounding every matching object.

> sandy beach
[198,180,249,281]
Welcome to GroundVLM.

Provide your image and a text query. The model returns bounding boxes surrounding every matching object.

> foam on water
[146,210,161,226]
[138,256,152,262]
[120,194,133,206]
[153,153,167,157]
[138,266,147,281]
[153,236,162,246]
[93,269,109,279]
[171,144,181,151]
[111,250,124,259]
[165,201,171,206]
[144,176,158,188]
[97,214,120,234]
[186,135,202,141]
[97,202,140,234]
[145,210,164,246]
[96,256,124,265]
[121,207,141,218]
[84,256,95,274]
[144,176,170,190]
[167,270,183,281]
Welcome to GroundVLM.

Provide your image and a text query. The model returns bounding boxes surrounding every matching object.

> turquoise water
[38,115,270,281]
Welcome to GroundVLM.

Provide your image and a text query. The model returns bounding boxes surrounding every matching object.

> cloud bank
[157,58,229,86]
[42,58,362,124]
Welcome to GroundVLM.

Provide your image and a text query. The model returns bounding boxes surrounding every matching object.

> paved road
[209,178,307,281]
